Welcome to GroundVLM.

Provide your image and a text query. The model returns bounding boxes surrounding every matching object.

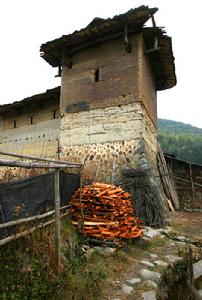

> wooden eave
[40,6,158,67]
[0,87,60,115]
[143,28,177,90]
[164,154,202,168]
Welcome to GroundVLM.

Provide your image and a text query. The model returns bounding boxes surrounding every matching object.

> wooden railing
[0,149,82,273]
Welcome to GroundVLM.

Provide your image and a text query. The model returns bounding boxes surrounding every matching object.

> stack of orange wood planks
[69,182,143,239]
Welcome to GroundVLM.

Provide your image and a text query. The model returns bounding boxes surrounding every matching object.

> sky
[0,0,201,128]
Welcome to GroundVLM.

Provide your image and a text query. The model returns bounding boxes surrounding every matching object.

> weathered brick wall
[60,35,142,115]
[139,36,157,125]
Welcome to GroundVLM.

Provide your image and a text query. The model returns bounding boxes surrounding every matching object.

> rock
[83,244,90,250]
[139,157,147,165]
[126,277,141,285]
[139,269,161,283]
[159,228,173,234]
[85,248,94,258]
[135,237,151,247]
[176,241,185,246]
[143,227,162,239]
[121,284,133,295]
[165,255,183,263]
[177,236,187,242]
[142,291,156,300]
[150,253,158,259]
[164,219,172,226]
[146,280,158,289]
[94,246,116,255]
[193,259,202,280]
[154,260,169,267]
[141,260,155,268]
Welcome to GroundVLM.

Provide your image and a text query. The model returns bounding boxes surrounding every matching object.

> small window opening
[53,109,57,119]
[0,116,3,129]
[30,116,34,125]
[13,120,17,128]
[94,68,100,82]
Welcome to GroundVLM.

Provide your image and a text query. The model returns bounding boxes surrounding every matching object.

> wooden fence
[0,149,82,273]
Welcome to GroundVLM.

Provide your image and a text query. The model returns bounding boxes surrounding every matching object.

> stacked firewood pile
[69,182,143,239]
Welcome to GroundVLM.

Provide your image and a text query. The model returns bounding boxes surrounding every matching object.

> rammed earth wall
[59,33,158,182]
[0,119,60,158]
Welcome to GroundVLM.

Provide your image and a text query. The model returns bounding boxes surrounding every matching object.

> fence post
[54,168,61,273]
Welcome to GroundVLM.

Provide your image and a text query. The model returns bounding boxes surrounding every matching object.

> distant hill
[158,119,202,164]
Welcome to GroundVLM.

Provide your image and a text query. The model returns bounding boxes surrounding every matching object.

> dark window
[94,68,100,82]
[13,120,17,128]
[0,116,3,129]
[53,109,59,119]
[30,116,34,125]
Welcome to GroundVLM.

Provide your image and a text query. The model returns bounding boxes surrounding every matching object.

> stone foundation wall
[60,101,158,183]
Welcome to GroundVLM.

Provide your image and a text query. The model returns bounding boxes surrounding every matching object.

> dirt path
[101,212,202,300]
[171,211,202,241]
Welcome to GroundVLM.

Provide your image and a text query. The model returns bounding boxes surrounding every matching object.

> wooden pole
[0,158,72,169]
[0,210,70,247]
[173,176,202,188]
[0,149,82,167]
[54,169,61,274]
[0,205,70,229]
[157,144,179,209]
[189,163,195,195]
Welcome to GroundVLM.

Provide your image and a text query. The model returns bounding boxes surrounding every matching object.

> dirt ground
[170,211,202,241]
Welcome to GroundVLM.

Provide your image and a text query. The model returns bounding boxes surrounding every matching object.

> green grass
[58,245,133,300]
[0,237,62,300]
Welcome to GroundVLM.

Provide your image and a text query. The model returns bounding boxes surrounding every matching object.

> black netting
[0,171,80,223]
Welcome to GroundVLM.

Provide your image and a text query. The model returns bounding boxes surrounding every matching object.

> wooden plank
[189,163,195,194]
[72,221,119,226]
[173,176,202,188]
[157,144,179,209]
[54,169,61,274]
[167,199,175,212]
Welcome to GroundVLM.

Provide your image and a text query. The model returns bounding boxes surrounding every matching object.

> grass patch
[0,230,62,300]
[150,236,167,248]
[58,246,131,300]
[0,219,150,300]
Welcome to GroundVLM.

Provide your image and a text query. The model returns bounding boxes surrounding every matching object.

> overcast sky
[0,0,201,128]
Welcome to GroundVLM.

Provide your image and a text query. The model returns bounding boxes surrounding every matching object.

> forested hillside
[158,119,202,164]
